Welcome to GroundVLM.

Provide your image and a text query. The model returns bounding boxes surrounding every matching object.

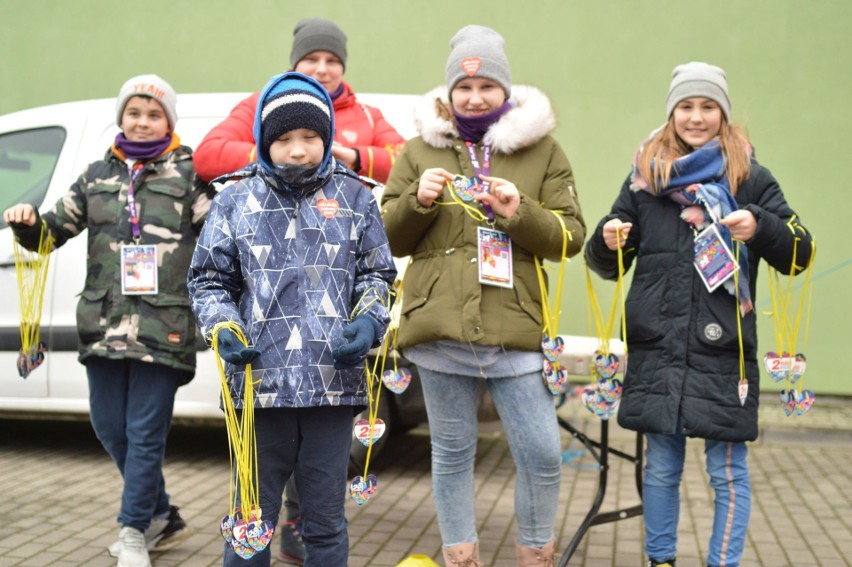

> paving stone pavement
[1,393,850,566]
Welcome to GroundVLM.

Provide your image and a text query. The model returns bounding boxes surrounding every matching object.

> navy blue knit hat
[255,72,334,168]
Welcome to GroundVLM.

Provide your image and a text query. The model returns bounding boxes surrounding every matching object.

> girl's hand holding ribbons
[603,219,633,250]
[477,175,520,219]
[417,168,454,208]
[720,209,757,242]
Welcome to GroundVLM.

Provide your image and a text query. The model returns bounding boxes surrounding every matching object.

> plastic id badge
[121,244,158,295]
[693,224,737,293]
[477,227,512,288]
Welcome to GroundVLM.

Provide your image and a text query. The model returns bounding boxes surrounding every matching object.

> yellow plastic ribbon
[211,322,261,521]
[534,211,572,340]
[14,219,54,368]
[583,229,628,381]
[764,222,816,392]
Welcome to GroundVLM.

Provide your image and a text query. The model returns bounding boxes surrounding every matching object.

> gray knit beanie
[290,18,347,70]
[115,74,178,129]
[445,25,511,97]
[666,61,731,120]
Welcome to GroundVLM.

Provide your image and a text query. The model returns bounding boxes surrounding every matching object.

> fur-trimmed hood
[414,85,557,154]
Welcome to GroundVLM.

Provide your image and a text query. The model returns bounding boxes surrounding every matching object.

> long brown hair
[637,116,752,195]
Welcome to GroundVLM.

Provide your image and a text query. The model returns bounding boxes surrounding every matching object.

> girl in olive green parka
[380,25,585,567]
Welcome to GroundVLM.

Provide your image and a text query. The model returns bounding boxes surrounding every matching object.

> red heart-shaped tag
[316,198,339,219]
[353,418,386,447]
[461,57,481,76]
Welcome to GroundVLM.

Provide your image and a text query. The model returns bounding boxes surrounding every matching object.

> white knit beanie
[115,74,178,129]
[666,62,731,120]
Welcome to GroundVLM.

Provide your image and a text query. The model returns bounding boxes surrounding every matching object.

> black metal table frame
[557,416,644,566]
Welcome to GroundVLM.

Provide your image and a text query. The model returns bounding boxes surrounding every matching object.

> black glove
[331,315,381,370]
[216,328,261,365]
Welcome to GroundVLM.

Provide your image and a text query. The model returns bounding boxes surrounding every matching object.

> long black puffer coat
[585,161,813,442]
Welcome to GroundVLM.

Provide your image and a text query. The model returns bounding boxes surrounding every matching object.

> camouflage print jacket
[12,144,215,376]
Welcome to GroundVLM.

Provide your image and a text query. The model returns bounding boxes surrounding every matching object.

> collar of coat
[414,84,557,155]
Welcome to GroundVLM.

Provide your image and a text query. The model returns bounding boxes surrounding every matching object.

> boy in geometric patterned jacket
[187,71,396,567]
[3,74,214,567]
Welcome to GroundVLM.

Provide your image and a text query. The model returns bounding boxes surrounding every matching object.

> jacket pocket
[695,293,756,352]
[512,261,543,328]
[142,182,187,233]
[137,292,194,353]
[87,184,121,226]
[400,259,441,318]
[76,287,110,344]
[624,272,670,343]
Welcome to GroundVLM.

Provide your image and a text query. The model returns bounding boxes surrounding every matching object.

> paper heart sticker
[781,389,797,416]
[461,57,481,76]
[221,514,235,543]
[17,341,47,379]
[593,351,619,380]
[764,351,790,382]
[543,360,567,395]
[790,353,807,384]
[541,335,565,363]
[451,174,476,202]
[316,198,339,219]
[350,474,378,505]
[246,520,275,551]
[353,418,386,447]
[603,379,623,404]
[795,389,815,415]
[382,368,412,394]
[231,519,258,559]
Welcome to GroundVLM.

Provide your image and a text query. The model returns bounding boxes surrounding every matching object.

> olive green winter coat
[13,141,214,375]
[381,86,586,352]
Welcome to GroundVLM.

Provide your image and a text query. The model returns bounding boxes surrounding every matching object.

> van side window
[0,127,66,227]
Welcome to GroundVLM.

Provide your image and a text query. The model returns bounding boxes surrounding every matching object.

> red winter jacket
[193,81,405,183]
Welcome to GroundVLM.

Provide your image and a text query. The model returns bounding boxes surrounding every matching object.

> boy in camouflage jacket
[4,74,213,567]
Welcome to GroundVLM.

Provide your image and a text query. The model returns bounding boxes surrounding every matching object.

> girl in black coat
[585,62,813,567]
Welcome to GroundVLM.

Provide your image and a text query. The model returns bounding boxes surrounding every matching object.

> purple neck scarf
[114,133,172,162]
[329,83,345,101]
[452,101,512,143]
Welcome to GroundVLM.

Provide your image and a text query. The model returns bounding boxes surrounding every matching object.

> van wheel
[348,388,395,476]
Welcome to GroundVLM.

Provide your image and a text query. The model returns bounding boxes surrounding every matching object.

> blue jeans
[86,357,188,531]
[644,431,751,567]
[418,367,562,548]
[223,407,353,567]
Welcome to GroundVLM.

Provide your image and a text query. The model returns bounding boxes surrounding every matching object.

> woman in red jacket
[194,18,405,184]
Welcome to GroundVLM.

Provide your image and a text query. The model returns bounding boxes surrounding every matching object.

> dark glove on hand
[216,328,261,365]
[331,315,381,370]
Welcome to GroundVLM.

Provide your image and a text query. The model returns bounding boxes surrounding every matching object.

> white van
[0,92,622,450]
[0,92,421,428]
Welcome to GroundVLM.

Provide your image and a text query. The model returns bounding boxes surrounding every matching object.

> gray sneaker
[117,526,151,567]
[108,506,190,557]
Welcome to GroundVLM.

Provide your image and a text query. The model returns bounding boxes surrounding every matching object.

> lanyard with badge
[689,203,752,404]
[120,163,158,295]
[445,143,514,289]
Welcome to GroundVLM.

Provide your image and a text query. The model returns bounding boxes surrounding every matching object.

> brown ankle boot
[442,541,482,566]
[515,540,556,566]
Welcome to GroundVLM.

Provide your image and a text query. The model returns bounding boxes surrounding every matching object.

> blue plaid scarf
[630,136,753,315]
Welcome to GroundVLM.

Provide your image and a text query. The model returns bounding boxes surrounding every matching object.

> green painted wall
[2,0,850,393]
